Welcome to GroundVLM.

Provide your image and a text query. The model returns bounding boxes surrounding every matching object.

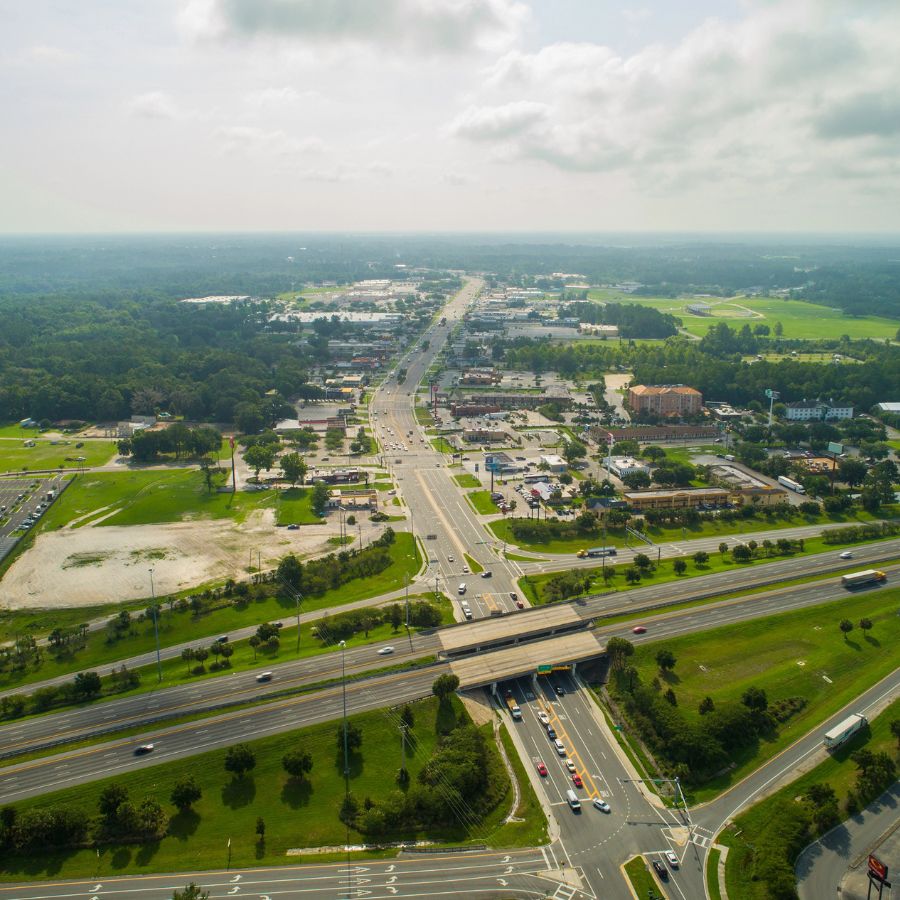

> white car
[565,758,576,773]
[256,671,273,682]
[554,739,566,756]
[839,551,853,559]
[665,850,679,868]
[448,555,455,562]
[537,711,550,725]
[462,565,470,574]
[377,646,395,655]
[593,798,611,813]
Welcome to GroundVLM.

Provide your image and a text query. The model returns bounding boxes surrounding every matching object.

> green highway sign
[537,665,552,675]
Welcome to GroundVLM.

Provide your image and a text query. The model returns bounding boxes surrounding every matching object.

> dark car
[546,727,557,740]
[134,743,155,755]
[554,685,565,696]
[652,860,668,880]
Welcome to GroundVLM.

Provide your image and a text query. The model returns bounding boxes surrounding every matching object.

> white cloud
[178,0,530,54]
[126,91,184,120]
[449,1,900,191]
[243,86,321,108]
[215,125,327,157]
[17,44,80,66]
[448,100,548,141]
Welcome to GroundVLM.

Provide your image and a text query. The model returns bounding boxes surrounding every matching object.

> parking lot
[0,474,68,561]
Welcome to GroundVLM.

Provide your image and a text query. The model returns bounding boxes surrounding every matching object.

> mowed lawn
[0,437,117,473]
[467,490,497,514]
[452,473,481,488]
[628,585,900,802]
[586,290,898,341]
[38,470,277,530]
[0,696,525,881]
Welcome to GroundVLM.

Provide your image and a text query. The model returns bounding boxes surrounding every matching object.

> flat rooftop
[438,604,585,654]
[449,632,604,688]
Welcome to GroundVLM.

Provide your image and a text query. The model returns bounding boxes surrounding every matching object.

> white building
[539,454,568,474]
[784,401,854,421]
[607,455,650,478]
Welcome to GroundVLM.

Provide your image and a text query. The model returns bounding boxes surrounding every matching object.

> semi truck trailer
[841,569,887,588]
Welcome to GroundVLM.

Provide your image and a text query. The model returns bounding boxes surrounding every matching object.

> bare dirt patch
[3,509,339,610]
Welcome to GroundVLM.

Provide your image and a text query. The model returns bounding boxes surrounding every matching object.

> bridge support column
[490,682,498,697]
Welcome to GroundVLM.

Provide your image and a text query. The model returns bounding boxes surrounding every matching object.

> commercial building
[327,489,378,511]
[588,424,719,444]
[607,456,650,478]
[463,393,573,411]
[450,403,503,418]
[462,428,507,443]
[623,488,730,511]
[784,400,854,421]
[628,384,703,417]
[459,369,502,385]
[578,323,619,337]
[539,454,567,474]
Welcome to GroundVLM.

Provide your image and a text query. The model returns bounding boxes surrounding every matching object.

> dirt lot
[2,509,340,610]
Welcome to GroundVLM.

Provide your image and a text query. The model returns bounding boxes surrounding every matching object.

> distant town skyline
[2,0,900,233]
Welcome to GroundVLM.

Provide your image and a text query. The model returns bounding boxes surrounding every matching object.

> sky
[2,0,899,234]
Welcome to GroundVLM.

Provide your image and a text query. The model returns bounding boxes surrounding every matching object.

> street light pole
[148,568,162,683]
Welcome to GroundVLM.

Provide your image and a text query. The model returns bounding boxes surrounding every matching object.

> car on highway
[632,625,647,634]
[571,773,583,788]
[537,711,550,725]
[377,646,395,655]
[546,727,557,739]
[480,570,492,578]
[652,860,668,880]
[134,743,155,755]
[509,591,518,601]
[839,550,853,559]
[287,523,300,530]
[554,684,565,696]
[462,565,470,573]
[665,850,679,868]
[592,798,611,813]
[554,739,567,756]
[565,758,576,772]
[447,555,454,562]
[256,672,273,682]
[536,761,548,777]
[515,600,525,609]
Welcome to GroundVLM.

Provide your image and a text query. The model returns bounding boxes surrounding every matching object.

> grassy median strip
[497,723,549,847]
[452,473,481,488]
[705,847,723,900]
[463,552,484,574]
[623,856,665,898]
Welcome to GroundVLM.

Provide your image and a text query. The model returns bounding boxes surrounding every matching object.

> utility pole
[149,568,162,683]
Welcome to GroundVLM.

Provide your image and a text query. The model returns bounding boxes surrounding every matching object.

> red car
[536,762,548,777]
[572,774,583,788]
[632,625,647,634]
[516,600,525,609]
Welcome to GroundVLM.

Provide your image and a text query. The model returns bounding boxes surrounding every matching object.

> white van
[458,583,467,595]
[566,789,581,811]
[554,739,567,756]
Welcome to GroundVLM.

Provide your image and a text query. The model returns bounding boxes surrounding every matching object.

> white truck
[823,713,867,749]
[841,569,887,588]
[777,475,806,494]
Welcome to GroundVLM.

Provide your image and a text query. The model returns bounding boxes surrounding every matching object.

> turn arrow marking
[90,887,102,893]
[230,875,242,882]
[498,878,508,886]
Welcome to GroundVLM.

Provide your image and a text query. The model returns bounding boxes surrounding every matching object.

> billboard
[868,855,888,882]
[827,441,844,455]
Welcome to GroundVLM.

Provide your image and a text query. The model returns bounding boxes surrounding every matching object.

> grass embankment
[625,587,900,804]
[490,507,887,555]
[518,534,889,606]
[463,553,484,574]
[720,696,900,900]
[452,473,481,488]
[0,695,534,881]
[0,437,117,474]
[466,491,497,515]
[623,856,665,898]
[496,724,550,847]
[706,848,723,900]
[414,407,434,426]
[0,534,421,693]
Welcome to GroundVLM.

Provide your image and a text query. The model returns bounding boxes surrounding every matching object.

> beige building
[628,384,703,417]
[623,488,729,511]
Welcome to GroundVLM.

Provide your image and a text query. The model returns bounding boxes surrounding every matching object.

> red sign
[868,855,888,882]
[229,436,235,450]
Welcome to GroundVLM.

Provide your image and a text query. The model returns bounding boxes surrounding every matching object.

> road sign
[828,441,843,455]
[869,854,888,882]
[536,665,552,675]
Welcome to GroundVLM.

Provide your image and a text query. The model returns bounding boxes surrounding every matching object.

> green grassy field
[274,487,323,525]
[32,470,279,531]
[720,696,900,900]
[466,490,497,514]
[0,695,531,880]
[586,290,899,341]
[0,437,116,473]
[452,473,481,488]
[627,586,900,803]
[0,533,421,692]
